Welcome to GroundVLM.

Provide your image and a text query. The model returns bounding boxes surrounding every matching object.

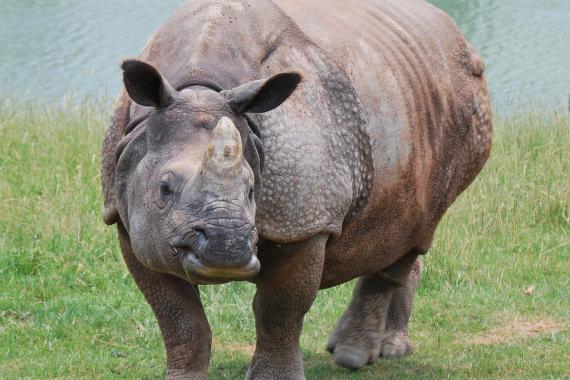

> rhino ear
[222,72,302,114]
[121,59,177,108]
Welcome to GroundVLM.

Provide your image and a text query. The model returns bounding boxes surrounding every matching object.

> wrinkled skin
[101,0,492,378]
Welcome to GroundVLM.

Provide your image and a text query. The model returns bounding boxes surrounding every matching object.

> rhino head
[114,59,300,284]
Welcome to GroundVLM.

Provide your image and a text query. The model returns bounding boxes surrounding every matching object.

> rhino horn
[201,117,243,178]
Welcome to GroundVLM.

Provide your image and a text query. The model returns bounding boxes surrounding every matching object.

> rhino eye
[159,182,172,196]
[248,187,254,201]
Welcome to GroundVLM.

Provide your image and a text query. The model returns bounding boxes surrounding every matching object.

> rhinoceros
[101,0,492,378]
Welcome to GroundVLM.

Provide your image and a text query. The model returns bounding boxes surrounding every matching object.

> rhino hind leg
[327,253,420,369]
[381,258,421,358]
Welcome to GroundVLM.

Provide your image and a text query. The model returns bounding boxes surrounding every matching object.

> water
[433,0,570,111]
[0,0,181,100]
[1,0,569,111]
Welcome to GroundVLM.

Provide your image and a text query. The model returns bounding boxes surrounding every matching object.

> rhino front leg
[247,235,328,380]
[118,224,211,380]
[326,252,419,369]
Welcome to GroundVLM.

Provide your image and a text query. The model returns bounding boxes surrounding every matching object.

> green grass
[1,100,568,379]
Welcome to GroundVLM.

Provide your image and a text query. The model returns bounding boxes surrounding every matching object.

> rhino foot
[326,316,382,370]
[245,368,305,380]
[332,345,379,370]
[327,328,413,369]
[245,353,306,380]
[380,329,413,358]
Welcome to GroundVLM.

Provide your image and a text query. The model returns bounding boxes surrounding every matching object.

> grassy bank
[0,101,568,379]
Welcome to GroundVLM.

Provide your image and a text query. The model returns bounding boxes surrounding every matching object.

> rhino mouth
[170,246,260,283]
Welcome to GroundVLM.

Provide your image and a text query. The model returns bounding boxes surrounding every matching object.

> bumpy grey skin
[101,0,493,378]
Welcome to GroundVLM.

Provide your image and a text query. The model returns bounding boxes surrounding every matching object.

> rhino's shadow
[203,349,460,380]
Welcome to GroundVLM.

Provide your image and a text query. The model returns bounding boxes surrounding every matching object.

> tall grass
[0,100,568,379]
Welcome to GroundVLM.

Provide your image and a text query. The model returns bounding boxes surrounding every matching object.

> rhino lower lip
[173,247,260,282]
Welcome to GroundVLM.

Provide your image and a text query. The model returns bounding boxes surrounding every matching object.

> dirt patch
[1,310,32,322]
[464,317,565,345]
[212,338,256,356]
[225,343,256,356]
[0,310,33,329]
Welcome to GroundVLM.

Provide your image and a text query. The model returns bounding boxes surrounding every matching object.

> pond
[1,0,569,111]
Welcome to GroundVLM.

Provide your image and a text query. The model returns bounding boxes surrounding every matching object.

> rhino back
[270,0,492,281]
[276,0,489,211]
[255,0,492,245]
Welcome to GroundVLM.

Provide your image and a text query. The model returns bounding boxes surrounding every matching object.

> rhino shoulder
[253,55,374,243]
